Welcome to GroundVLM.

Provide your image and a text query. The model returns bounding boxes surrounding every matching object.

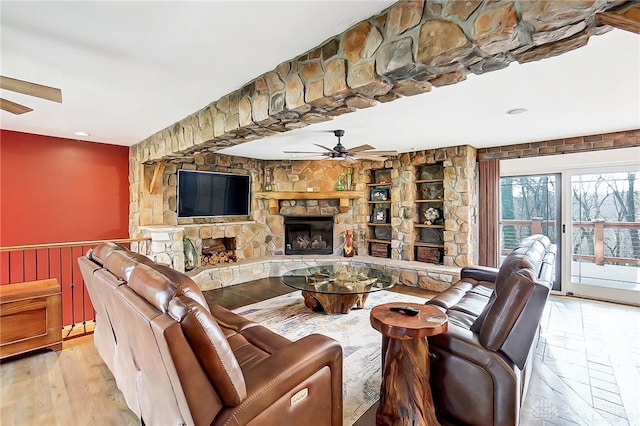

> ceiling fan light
[74,131,90,137]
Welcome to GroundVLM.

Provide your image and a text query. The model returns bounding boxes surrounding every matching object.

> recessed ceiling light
[74,131,90,137]
[506,108,528,115]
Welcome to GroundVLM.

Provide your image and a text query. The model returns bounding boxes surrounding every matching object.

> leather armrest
[216,334,343,425]
[460,265,499,283]
[210,304,258,332]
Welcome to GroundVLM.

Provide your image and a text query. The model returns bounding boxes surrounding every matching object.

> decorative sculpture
[343,230,354,257]
[423,207,441,225]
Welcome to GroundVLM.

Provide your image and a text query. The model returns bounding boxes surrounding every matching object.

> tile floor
[520,295,640,425]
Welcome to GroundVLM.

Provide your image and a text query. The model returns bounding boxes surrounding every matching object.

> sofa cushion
[168,296,247,406]
[89,242,127,266]
[152,263,209,309]
[128,263,178,313]
[495,235,550,287]
[103,250,155,282]
[479,268,536,352]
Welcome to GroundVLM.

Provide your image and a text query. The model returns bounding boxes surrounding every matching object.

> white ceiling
[1,1,639,160]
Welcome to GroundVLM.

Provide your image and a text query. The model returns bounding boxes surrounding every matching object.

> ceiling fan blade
[0,76,62,103]
[0,98,33,114]
[344,156,358,164]
[283,150,325,154]
[313,143,338,153]
[355,154,388,161]
[347,144,375,153]
[287,154,328,159]
[359,150,398,156]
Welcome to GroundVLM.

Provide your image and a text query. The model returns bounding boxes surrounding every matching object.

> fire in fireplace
[284,216,334,255]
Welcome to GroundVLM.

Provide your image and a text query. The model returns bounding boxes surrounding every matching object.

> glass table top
[281,264,397,295]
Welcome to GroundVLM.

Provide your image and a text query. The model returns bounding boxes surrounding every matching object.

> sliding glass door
[499,174,561,290]
[565,170,640,304]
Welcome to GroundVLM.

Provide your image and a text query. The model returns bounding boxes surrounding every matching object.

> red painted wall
[0,129,130,245]
[1,130,130,324]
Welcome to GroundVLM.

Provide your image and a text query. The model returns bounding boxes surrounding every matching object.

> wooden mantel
[254,191,364,214]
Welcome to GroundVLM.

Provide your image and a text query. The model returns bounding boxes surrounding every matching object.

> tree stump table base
[302,291,369,314]
[370,302,448,426]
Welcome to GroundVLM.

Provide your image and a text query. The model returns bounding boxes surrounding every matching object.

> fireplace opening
[284,216,334,255]
[200,237,237,266]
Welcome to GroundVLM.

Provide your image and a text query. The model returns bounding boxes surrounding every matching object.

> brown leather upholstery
[426,234,557,426]
[78,243,343,426]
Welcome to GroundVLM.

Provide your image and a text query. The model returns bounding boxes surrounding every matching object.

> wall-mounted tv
[177,170,251,218]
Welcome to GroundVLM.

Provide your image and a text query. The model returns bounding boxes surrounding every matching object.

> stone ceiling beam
[133,0,626,164]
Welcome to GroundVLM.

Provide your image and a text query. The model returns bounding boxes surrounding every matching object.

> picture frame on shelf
[371,187,389,201]
[373,207,388,223]
[374,169,391,184]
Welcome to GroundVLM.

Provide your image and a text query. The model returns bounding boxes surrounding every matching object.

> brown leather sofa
[78,242,343,426]
[425,234,557,426]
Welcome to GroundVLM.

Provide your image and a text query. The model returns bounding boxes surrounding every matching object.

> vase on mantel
[345,167,353,191]
[263,167,274,192]
[335,175,346,191]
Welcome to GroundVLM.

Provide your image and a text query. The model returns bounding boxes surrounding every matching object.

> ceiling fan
[284,129,397,162]
[0,75,63,115]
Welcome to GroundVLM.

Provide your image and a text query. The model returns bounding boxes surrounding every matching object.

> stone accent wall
[132,143,477,276]
[265,159,361,254]
[477,129,640,160]
[357,145,477,267]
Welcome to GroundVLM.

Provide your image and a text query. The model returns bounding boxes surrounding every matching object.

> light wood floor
[1,280,638,426]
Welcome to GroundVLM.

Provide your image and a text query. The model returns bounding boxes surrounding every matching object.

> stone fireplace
[284,216,334,255]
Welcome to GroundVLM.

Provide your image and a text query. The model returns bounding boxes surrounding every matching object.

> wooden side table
[370,302,448,426]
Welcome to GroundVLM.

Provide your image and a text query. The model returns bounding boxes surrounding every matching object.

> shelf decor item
[373,207,388,223]
[345,167,354,191]
[371,242,389,258]
[335,175,346,191]
[374,226,392,240]
[423,207,441,225]
[263,167,274,192]
[375,169,391,184]
[417,246,441,264]
[343,230,354,257]
[371,187,389,201]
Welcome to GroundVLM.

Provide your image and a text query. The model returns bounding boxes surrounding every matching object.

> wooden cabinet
[415,163,445,264]
[367,168,393,258]
[0,278,62,359]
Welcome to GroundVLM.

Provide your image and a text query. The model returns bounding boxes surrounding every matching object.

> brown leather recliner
[426,234,557,426]
[78,243,343,426]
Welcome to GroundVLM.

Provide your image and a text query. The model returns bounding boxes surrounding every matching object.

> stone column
[138,226,185,272]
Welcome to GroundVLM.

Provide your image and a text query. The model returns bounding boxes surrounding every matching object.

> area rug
[233,290,429,426]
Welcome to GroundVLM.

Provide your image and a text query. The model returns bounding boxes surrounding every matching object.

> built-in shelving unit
[366,168,392,258]
[414,163,444,264]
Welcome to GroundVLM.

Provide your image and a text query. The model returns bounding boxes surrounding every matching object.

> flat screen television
[177,170,251,217]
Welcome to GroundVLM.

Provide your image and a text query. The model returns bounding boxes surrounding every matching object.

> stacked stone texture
[130,0,619,165]
[478,129,640,160]
[138,144,476,281]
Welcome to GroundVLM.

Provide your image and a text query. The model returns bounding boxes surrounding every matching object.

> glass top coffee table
[281,264,397,314]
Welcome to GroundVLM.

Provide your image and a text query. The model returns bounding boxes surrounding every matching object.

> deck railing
[0,238,151,340]
[500,219,640,266]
